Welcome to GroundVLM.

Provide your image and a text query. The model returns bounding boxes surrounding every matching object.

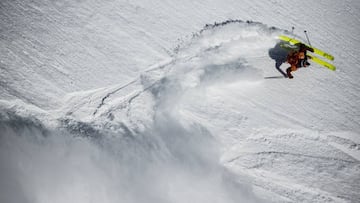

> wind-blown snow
[1,0,360,203]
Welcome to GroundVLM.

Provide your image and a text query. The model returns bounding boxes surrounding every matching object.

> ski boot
[286,67,293,79]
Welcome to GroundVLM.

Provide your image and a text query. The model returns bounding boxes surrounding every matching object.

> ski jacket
[287,51,304,65]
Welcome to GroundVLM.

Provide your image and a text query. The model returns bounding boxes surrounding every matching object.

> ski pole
[304,30,312,46]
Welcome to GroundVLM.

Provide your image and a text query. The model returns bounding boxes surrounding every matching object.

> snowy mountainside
[1,0,360,203]
[2,20,360,203]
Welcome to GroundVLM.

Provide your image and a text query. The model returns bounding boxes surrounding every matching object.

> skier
[286,43,314,79]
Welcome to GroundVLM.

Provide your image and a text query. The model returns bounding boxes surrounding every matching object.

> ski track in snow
[1,1,360,203]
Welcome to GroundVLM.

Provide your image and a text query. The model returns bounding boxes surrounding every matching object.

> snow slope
[1,0,360,203]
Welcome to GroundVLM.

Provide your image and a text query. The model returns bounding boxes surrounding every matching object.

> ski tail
[307,54,336,71]
[278,35,335,61]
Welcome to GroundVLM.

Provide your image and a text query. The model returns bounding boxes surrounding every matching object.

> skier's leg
[286,67,293,79]
[287,65,297,79]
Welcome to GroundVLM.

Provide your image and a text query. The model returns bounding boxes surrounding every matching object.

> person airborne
[286,43,314,79]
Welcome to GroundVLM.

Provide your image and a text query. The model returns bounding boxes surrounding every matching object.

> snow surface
[1,0,360,203]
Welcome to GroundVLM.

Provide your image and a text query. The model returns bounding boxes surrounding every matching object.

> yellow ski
[278,35,335,61]
[307,54,336,71]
